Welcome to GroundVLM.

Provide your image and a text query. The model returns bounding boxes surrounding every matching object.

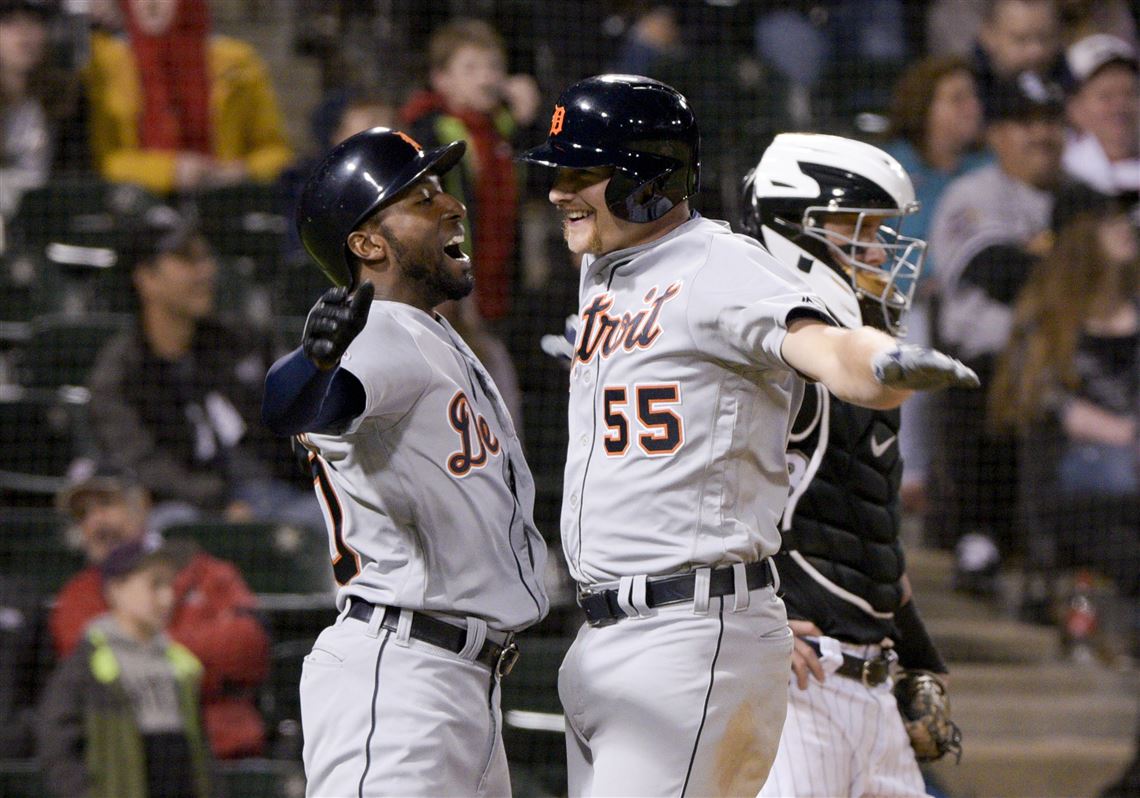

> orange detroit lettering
[395,131,423,151]
[549,105,566,136]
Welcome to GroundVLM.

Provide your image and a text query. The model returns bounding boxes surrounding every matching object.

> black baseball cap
[0,0,55,18]
[1052,182,1140,234]
[985,73,1065,123]
[100,539,174,583]
[121,205,205,270]
[56,458,144,519]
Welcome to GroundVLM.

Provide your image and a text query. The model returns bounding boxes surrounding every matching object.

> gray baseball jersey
[929,163,1053,361]
[563,214,832,586]
[300,300,549,631]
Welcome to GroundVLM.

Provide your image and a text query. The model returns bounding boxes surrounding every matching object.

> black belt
[577,560,775,627]
[346,600,519,678]
[805,639,893,687]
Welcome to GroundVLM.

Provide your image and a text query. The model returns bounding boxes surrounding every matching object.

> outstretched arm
[781,319,978,410]
[261,284,373,436]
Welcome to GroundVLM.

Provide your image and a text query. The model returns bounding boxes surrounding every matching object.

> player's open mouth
[565,210,593,226]
[444,232,468,261]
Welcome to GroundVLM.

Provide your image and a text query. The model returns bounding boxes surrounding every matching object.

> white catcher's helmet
[741,133,925,335]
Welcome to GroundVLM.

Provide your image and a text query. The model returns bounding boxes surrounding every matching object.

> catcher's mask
[518,74,700,224]
[742,133,925,336]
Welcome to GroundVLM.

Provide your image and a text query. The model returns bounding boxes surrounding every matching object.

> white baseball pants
[560,585,793,797]
[300,604,511,798]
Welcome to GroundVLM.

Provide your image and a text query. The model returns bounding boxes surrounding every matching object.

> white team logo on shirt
[576,282,682,364]
[446,390,501,476]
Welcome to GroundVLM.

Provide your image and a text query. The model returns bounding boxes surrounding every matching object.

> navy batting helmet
[297,128,466,287]
[518,74,700,223]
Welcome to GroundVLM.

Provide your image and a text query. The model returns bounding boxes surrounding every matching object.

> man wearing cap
[86,204,324,533]
[1062,33,1139,197]
[970,0,1068,118]
[49,462,271,759]
[928,73,1069,596]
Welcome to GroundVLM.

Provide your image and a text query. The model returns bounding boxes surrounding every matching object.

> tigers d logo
[549,105,566,136]
[395,131,422,151]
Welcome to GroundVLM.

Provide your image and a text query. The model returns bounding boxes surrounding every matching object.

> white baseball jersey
[301,300,549,631]
[563,214,832,585]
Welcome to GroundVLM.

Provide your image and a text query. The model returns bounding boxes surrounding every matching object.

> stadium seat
[0,386,92,499]
[272,251,330,318]
[161,520,335,596]
[501,635,572,797]
[0,760,44,798]
[194,183,288,275]
[12,312,130,389]
[217,758,306,798]
[0,507,84,595]
[8,177,162,258]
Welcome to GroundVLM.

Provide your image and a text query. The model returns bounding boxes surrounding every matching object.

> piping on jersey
[781,385,829,532]
[572,258,627,577]
[455,344,544,615]
[309,450,362,586]
[787,550,895,620]
[780,387,895,620]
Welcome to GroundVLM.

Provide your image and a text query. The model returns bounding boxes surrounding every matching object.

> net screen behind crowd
[1,2,1137,797]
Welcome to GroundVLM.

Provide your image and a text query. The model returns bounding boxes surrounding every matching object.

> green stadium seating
[13,312,130,389]
[194,184,287,274]
[161,520,335,596]
[502,635,572,798]
[0,386,92,499]
[0,507,84,595]
[0,759,43,798]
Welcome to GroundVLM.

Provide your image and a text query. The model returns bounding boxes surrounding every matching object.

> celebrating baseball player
[519,75,977,798]
[742,133,962,798]
[261,128,548,797]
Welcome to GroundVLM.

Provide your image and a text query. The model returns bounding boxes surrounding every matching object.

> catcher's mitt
[893,670,963,763]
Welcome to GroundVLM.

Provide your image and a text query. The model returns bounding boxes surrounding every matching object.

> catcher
[743,134,963,798]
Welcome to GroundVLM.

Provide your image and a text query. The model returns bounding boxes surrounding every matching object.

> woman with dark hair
[0,0,79,220]
[883,54,988,511]
[884,54,988,262]
[990,207,1139,651]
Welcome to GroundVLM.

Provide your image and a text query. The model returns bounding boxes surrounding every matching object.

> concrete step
[927,737,1135,798]
[953,691,1138,739]
[948,661,1140,695]
[928,615,1060,664]
[917,586,1006,623]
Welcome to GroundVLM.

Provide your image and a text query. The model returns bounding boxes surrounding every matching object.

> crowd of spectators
[1,0,1138,794]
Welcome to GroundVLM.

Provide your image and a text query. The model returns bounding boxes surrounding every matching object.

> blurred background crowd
[0,0,1137,796]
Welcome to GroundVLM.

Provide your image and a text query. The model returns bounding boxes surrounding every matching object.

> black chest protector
[778,382,905,643]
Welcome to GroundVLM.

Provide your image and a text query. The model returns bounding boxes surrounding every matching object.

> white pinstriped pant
[757,641,928,798]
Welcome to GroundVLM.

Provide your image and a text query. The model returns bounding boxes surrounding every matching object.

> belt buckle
[861,657,888,687]
[495,642,520,679]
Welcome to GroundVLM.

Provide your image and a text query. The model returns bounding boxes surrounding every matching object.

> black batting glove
[302,282,375,370]
[872,344,980,391]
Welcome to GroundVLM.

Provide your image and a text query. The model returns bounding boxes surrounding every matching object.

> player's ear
[346,230,388,264]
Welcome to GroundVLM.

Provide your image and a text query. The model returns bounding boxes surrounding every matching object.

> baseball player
[518,75,977,798]
[261,128,549,797]
[742,133,960,798]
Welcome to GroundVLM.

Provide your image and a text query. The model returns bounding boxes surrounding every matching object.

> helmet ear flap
[607,171,678,223]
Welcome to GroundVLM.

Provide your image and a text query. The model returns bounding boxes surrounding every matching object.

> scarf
[120,0,212,154]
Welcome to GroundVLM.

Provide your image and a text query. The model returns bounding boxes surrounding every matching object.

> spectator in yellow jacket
[84,0,293,194]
